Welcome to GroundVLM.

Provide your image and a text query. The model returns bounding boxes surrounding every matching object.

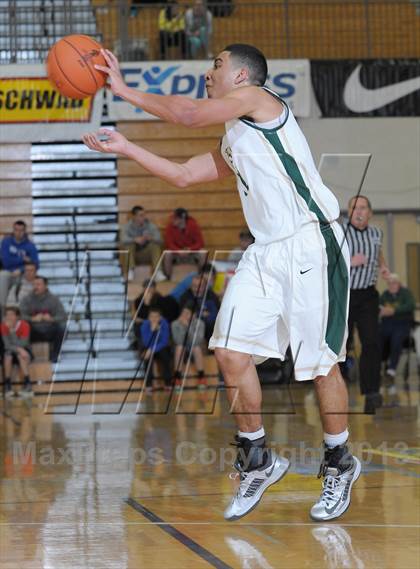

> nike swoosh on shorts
[343,64,420,113]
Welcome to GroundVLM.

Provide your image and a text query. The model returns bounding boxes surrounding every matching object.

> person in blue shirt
[0,220,39,311]
[169,262,217,302]
[139,307,172,392]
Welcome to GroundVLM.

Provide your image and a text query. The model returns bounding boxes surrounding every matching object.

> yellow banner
[0,77,93,123]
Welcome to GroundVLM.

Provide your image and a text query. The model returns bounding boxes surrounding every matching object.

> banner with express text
[108,59,311,120]
[0,65,104,142]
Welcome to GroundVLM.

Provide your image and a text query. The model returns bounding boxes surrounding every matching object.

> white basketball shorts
[209,221,350,381]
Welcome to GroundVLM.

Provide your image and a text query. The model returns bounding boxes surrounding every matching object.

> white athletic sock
[238,427,265,441]
[324,429,349,448]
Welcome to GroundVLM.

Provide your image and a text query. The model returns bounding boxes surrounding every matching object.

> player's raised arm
[82,128,232,187]
[95,49,261,127]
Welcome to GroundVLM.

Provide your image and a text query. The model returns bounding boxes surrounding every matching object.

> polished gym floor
[1,375,419,569]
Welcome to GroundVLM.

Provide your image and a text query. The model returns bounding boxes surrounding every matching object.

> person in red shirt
[1,306,32,397]
[163,208,205,279]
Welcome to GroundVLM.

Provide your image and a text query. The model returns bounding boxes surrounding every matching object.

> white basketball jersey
[221,89,340,244]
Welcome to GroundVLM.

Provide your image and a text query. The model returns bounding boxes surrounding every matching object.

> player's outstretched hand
[82,128,129,155]
[95,49,126,97]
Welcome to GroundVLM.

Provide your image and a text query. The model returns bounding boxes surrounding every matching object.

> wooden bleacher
[0,144,32,239]
[92,0,420,60]
[117,121,246,255]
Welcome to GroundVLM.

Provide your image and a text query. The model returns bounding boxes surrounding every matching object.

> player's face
[205,51,241,99]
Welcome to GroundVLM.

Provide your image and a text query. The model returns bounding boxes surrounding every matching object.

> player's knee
[214,348,251,372]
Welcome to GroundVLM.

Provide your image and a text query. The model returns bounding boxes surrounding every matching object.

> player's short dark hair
[13,220,27,228]
[131,206,144,215]
[349,195,372,210]
[223,44,268,86]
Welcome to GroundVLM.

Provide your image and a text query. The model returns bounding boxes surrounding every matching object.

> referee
[343,195,390,414]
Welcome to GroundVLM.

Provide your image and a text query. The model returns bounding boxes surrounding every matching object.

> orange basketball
[46,35,107,99]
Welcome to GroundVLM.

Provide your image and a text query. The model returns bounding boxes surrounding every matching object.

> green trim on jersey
[262,130,348,355]
[240,91,290,133]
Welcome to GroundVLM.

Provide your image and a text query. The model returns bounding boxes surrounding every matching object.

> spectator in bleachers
[158,0,187,60]
[185,0,213,59]
[163,208,205,279]
[134,279,179,328]
[20,276,66,363]
[0,220,39,312]
[171,302,206,390]
[140,307,172,391]
[180,273,220,341]
[121,205,166,282]
[0,306,32,397]
[170,261,217,302]
[380,273,416,383]
[228,228,255,265]
[6,262,37,308]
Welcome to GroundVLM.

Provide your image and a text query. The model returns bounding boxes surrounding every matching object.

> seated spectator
[185,0,213,59]
[171,303,206,390]
[20,276,66,363]
[0,220,39,311]
[0,307,32,397]
[140,307,172,391]
[134,279,179,330]
[380,273,416,382]
[158,0,186,60]
[121,206,165,282]
[180,274,220,341]
[170,261,216,302]
[228,228,255,265]
[164,208,205,279]
[6,262,37,307]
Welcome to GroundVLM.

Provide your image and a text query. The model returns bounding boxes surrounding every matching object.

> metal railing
[0,0,419,63]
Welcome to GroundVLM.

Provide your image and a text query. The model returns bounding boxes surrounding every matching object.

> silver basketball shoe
[224,452,290,521]
[311,447,361,522]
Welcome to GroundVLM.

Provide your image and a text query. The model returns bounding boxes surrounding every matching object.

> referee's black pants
[347,286,381,395]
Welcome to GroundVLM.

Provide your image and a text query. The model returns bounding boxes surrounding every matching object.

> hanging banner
[0,65,104,142]
[108,59,311,120]
[311,59,420,117]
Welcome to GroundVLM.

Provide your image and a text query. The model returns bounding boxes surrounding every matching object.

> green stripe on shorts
[263,130,348,355]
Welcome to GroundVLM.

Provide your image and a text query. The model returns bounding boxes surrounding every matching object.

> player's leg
[290,222,360,522]
[210,251,291,520]
[311,364,361,521]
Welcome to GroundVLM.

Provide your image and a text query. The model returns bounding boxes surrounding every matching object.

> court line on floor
[126,497,234,569]
[1,521,419,528]
[366,448,420,464]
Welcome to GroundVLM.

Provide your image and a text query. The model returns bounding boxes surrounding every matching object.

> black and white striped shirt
[343,220,383,290]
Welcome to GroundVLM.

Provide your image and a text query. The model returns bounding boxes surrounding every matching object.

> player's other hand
[95,49,126,98]
[82,128,129,155]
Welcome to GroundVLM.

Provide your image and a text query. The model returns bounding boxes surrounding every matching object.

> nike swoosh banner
[311,59,420,117]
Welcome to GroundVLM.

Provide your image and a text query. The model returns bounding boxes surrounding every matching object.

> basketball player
[83,44,361,522]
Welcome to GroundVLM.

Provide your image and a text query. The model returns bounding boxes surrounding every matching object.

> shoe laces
[320,473,340,506]
[228,470,250,498]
